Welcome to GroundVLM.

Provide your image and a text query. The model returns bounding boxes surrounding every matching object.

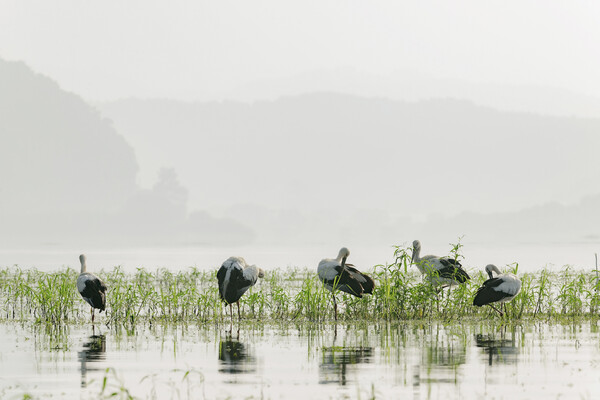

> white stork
[77,254,107,324]
[217,257,264,321]
[317,247,375,321]
[473,264,522,316]
[411,240,470,287]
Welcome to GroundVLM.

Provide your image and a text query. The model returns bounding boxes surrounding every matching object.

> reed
[1,244,599,325]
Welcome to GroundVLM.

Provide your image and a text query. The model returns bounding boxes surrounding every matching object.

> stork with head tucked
[317,247,375,321]
[411,240,470,287]
[77,254,107,324]
[217,256,264,321]
[473,264,521,316]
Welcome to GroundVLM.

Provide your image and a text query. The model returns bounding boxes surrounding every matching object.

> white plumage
[473,264,522,316]
[411,240,470,287]
[217,256,264,321]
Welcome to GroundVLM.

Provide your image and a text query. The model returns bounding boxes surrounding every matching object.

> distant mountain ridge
[221,68,600,118]
[0,58,254,246]
[98,93,600,218]
[2,56,599,248]
[0,58,138,214]
[97,92,600,245]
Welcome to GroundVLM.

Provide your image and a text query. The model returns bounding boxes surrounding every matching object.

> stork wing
[438,258,470,283]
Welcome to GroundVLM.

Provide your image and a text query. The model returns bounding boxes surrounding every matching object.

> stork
[77,254,107,324]
[473,264,522,316]
[317,247,375,320]
[217,257,264,321]
[411,240,470,287]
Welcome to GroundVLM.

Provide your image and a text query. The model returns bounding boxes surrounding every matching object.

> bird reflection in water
[78,333,106,387]
[218,330,256,374]
[475,333,519,365]
[412,330,467,398]
[319,345,373,385]
[423,339,467,367]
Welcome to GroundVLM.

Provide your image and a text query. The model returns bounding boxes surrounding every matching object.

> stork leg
[488,304,504,317]
[237,301,241,320]
[229,303,233,322]
[91,307,95,324]
[332,293,338,321]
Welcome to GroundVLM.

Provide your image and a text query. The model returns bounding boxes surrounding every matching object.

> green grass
[1,244,599,325]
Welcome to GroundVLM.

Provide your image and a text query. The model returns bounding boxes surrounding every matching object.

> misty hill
[0,59,138,214]
[413,193,600,244]
[224,68,600,119]
[98,93,600,245]
[99,94,600,218]
[0,58,253,246]
[1,55,599,249]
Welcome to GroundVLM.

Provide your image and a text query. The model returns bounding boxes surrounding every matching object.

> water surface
[1,320,600,399]
[1,241,599,273]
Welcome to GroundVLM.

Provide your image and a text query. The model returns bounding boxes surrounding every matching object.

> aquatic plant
[99,367,136,400]
[1,244,600,325]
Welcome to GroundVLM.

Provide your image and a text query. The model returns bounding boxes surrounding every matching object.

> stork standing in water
[317,247,375,321]
[411,240,470,287]
[77,254,107,324]
[473,264,521,316]
[217,257,264,321]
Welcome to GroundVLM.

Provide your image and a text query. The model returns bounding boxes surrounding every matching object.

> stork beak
[341,256,347,267]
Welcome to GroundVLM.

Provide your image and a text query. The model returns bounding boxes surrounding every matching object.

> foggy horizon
[1,2,599,271]
[2,57,600,251]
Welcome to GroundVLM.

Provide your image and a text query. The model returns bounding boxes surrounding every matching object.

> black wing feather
[438,258,470,283]
[81,278,107,311]
[473,277,510,306]
[323,264,373,298]
[328,265,363,296]
[439,258,461,268]
[218,266,256,304]
[217,265,228,302]
[344,264,375,294]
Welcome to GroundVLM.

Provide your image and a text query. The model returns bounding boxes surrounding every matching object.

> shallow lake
[2,241,599,273]
[1,319,600,399]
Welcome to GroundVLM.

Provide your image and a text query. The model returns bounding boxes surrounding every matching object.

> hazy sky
[1,1,599,101]
[2,1,600,270]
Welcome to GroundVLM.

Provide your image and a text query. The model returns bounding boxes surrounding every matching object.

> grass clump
[1,244,599,325]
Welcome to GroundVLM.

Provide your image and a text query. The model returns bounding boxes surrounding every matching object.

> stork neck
[486,265,500,279]
[336,248,350,265]
[80,260,87,273]
[412,247,420,263]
